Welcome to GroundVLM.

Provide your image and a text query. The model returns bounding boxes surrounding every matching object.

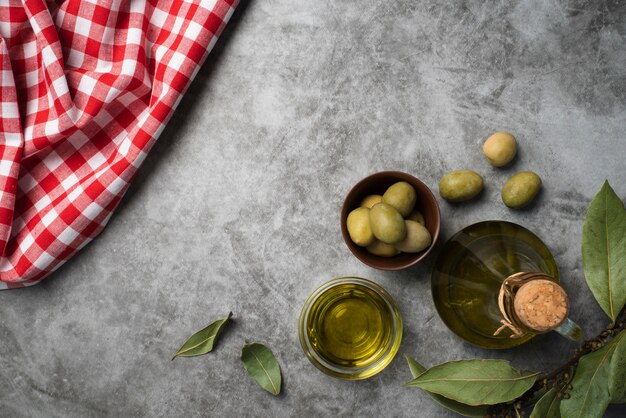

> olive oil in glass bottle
[431,221,569,349]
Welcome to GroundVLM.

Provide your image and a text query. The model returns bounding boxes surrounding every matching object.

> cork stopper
[513,279,569,332]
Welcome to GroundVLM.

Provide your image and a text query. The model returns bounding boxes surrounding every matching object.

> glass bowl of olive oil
[298,277,402,380]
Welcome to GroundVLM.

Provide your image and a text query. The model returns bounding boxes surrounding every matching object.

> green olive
[360,194,382,209]
[483,132,517,167]
[382,181,417,217]
[502,171,542,208]
[439,170,484,202]
[366,240,400,257]
[394,221,431,253]
[346,207,375,247]
[369,203,406,244]
[406,210,425,226]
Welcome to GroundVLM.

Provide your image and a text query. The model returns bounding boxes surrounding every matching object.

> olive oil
[299,278,402,379]
[307,283,393,368]
[431,221,559,349]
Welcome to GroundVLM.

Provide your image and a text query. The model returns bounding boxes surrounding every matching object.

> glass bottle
[431,221,582,349]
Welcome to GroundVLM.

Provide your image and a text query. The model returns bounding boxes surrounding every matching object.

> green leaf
[609,330,626,402]
[406,353,426,377]
[241,343,282,396]
[544,390,563,418]
[559,332,626,418]
[405,355,488,417]
[405,359,539,406]
[530,386,562,418]
[172,312,233,360]
[582,181,626,323]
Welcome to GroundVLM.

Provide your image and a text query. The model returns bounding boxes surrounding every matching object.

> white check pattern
[0,0,238,288]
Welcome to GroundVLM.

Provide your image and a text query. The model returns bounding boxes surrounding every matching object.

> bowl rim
[297,277,403,380]
[340,171,441,270]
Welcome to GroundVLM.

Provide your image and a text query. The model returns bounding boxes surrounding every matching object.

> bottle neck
[494,272,569,338]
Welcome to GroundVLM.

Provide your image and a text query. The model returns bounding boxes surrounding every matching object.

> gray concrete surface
[1,0,626,416]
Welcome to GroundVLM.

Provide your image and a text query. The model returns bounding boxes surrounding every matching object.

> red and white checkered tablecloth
[0,0,238,289]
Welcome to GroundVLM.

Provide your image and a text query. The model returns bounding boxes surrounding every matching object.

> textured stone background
[1,0,626,416]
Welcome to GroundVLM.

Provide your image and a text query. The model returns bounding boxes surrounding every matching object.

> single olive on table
[483,132,517,167]
[438,170,484,202]
[502,171,542,208]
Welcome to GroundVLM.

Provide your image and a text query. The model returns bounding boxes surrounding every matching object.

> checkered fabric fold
[0,0,237,288]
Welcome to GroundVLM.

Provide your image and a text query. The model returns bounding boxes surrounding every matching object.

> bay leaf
[406,353,426,378]
[559,334,623,418]
[405,355,488,417]
[608,330,626,402]
[172,312,232,360]
[582,181,626,323]
[530,386,562,418]
[405,359,539,406]
[241,343,282,396]
[544,389,563,418]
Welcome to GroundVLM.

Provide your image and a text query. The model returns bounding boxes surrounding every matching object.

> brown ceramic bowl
[341,171,441,270]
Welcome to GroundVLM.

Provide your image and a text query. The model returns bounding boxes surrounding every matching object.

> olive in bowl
[340,171,441,270]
